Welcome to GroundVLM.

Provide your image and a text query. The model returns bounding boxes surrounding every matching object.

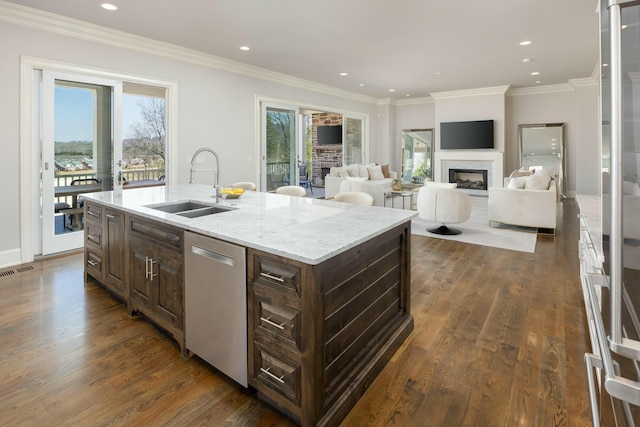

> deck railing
[54,168,165,205]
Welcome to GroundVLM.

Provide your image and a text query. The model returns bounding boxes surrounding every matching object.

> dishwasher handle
[191,245,235,267]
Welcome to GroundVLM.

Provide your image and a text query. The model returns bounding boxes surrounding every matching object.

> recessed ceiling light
[520,40,532,46]
[535,80,542,84]
[339,72,348,76]
[522,58,532,63]
[239,46,250,51]
[406,94,411,97]
[531,71,540,76]
[622,24,628,29]
[101,3,118,11]
[603,63,609,67]
[389,89,395,92]
[435,72,442,76]
[359,83,365,87]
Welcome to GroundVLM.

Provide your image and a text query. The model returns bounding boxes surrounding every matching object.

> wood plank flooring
[0,200,592,426]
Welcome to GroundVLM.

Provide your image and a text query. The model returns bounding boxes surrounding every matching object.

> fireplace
[449,168,488,190]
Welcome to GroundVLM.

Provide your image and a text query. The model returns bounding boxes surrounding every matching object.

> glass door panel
[42,72,121,255]
[262,105,297,191]
[343,116,364,165]
[122,84,167,186]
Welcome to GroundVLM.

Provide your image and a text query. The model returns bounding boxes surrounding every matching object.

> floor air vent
[0,264,35,278]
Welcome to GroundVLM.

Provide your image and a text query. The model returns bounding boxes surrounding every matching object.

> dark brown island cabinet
[83,199,413,426]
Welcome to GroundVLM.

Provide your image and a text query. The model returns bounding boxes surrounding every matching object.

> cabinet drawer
[254,293,302,352]
[254,343,301,405]
[85,222,102,249]
[86,249,102,277]
[85,202,102,223]
[252,254,301,298]
[129,216,183,252]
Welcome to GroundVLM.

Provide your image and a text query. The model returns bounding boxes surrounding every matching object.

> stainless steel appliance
[185,231,247,387]
[584,1,640,425]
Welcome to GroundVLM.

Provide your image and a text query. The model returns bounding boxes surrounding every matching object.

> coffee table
[384,191,412,209]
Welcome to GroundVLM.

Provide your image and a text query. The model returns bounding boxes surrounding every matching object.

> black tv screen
[317,125,342,145]
[440,120,494,149]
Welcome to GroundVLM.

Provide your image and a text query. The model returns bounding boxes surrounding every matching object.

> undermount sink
[145,200,234,218]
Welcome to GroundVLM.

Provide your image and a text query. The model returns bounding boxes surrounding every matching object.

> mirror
[519,123,566,197]
[401,129,434,185]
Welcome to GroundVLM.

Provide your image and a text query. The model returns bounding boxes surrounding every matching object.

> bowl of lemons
[221,187,245,199]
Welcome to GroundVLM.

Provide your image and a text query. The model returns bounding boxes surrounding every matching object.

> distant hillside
[55,140,92,155]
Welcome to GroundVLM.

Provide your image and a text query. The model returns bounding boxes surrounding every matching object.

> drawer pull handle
[260,367,285,384]
[106,214,115,219]
[87,210,97,217]
[88,234,100,243]
[260,272,285,283]
[260,316,285,330]
[87,259,98,266]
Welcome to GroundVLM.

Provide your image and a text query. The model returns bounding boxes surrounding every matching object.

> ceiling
[4,0,600,99]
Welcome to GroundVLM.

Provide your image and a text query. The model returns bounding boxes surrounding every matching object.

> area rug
[411,196,538,253]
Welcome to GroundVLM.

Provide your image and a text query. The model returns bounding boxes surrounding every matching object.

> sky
[54,86,143,142]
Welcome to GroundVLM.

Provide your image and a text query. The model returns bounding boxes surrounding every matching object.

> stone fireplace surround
[434,150,504,196]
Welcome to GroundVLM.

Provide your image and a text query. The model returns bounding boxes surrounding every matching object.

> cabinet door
[153,252,183,329]
[104,208,126,296]
[129,240,153,309]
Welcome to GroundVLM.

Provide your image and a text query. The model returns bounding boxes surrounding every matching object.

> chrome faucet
[189,147,221,196]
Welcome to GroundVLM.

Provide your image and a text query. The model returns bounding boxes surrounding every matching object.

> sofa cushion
[346,176,368,182]
[367,164,385,181]
[509,169,533,179]
[330,166,342,177]
[507,176,528,189]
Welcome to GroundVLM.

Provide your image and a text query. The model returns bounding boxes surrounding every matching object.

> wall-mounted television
[317,125,342,145]
[440,120,494,150]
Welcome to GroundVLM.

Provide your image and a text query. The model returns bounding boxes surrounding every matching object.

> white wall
[0,21,381,265]
[0,16,601,267]
[508,84,599,197]
[392,84,600,198]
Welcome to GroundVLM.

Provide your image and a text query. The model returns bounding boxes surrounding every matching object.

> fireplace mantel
[434,150,504,192]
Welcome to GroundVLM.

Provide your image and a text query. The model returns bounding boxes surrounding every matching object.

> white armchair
[416,185,472,235]
[488,170,557,233]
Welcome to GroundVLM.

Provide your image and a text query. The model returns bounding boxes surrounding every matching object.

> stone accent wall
[311,113,342,185]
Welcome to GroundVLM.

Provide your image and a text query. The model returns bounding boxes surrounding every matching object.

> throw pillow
[507,175,527,189]
[330,167,343,177]
[346,164,360,177]
[525,170,551,190]
[380,164,390,178]
[367,165,385,181]
[346,176,368,182]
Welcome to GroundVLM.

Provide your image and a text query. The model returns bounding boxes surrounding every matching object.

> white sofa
[488,169,558,233]
[324,163,396,199]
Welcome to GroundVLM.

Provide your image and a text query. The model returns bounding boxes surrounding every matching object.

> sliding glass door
[343,115,364,165]
[261,103,299,191]
[42,71,122,255]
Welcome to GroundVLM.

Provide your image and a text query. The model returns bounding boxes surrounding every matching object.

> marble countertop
[83,184,417,265]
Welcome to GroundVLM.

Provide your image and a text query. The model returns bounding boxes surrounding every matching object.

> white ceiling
[4,0,600,99]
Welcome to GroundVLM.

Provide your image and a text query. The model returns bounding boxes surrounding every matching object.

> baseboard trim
[0,248,23,269]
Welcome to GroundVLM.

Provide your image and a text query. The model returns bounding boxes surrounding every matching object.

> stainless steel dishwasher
[184,231,247,387]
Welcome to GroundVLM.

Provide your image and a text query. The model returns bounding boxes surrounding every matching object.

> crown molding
[395,96,435,106]
[508,83,574,96]
[0,0,378,105]
[430,85,510,100]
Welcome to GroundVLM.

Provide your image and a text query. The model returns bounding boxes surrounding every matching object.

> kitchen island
[82,184,415,427]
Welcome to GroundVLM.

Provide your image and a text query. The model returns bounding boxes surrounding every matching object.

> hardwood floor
[0,200,592,426]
